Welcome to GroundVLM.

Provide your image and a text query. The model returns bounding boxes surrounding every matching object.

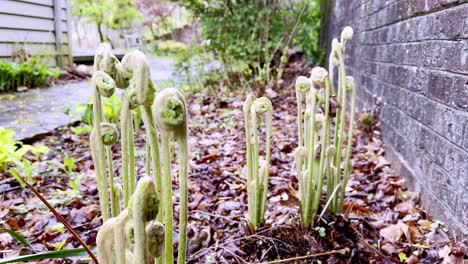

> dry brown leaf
[381,243,396,255]
[394,200,416,214]
[380,224,404,243]
[380,221,408,243]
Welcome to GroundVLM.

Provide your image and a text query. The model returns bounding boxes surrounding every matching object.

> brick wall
[324,0,468,236]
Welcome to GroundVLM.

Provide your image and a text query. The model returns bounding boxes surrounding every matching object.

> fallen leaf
[381,243,396,255]
[380,221,408,243]
[0,232,13,246]
[394,200,415,214]
[438,245,451,259]
[265,88,278,98]
[380,224,404,243]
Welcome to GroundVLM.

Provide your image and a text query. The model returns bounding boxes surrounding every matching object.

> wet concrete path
[0,57,180,140]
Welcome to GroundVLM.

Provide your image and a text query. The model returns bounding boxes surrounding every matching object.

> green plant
[70,124,92,136]
[0,248,93,264]
[90,51,117,221]
[87,44,190,263]
[73,94,144,128]
[328,27,356,212]
[293,26,356,227]
[293,0,325,64]
[153,88,189,264]
[173,43,210,93]
[63,156,75,174]
[9,159,39,187]
[171,0,324,86]
[243,95,272,229]
[88,46,189,263]
[0,58,59,92]
[155,40,187,55]
[0,127,48,171]
[120,50,162,209]
[357,112,374,133]
[71,0,141,44]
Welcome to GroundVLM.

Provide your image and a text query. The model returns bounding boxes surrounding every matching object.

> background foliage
[0,58,60,92]
[170,0,325,90]
[71,0,142,44]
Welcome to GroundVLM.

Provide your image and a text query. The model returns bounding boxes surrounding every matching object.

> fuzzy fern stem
[153,88,189,264]
[90,71,115,221]
[96,217,117,264]
[244,96,272,228]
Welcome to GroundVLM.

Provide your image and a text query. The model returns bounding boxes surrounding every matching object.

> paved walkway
[0,57,179,140]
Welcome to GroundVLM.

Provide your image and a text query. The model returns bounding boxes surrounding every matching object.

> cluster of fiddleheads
[243,95,273,229]
[241,26,356,230]
[292,26,356,227]
[94,26,356,263]
[92,45,188,264]
[96,177,164,264]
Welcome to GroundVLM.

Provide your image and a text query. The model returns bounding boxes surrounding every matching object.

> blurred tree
[71,0,142,45]
[293,0,325,65]
[71,0,113,43]
[108,0,143,30]
[136,0,177,40]
[169,0,324,82]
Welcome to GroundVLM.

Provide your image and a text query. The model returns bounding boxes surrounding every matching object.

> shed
[0,0,72,67]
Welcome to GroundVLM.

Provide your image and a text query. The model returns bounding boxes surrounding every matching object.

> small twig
[319,183,341,219]
[190,210,242,221]
[219,246,249,264]
[260,245,274,262]
[265,248,349,263]
[350,225,391,262]
[403,243,430,249]
[14,172,98,263]
[254,234,281,258]
[189,225,280,261]
[344,200,355,219]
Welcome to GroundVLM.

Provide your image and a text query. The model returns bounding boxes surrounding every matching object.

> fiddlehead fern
[328,27,355,212]
[293,27,357,227]
[153,88,189,264]
[145,221,165,259]
[100,122,119,145]
[337,76,356,210]
[121,51,154,106]
[94,43,129,89]
[98,177,164,264]
[243,94,255,226]
[96,217,117,264]
[120,87,136,207]
[121,51,162,205]
[100,122,120,216]
[90,70,116,221]
[114,210,133,264]
[92,43,133,219]
[132,176,161,264]
[244,96,272,228]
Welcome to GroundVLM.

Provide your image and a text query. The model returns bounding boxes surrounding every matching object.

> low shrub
[155,40,187,55]
[171,0,325,86]
[0,57,60,92]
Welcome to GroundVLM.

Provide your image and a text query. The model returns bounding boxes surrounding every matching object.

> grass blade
[0,228,32,249]
[0,247,92,264]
